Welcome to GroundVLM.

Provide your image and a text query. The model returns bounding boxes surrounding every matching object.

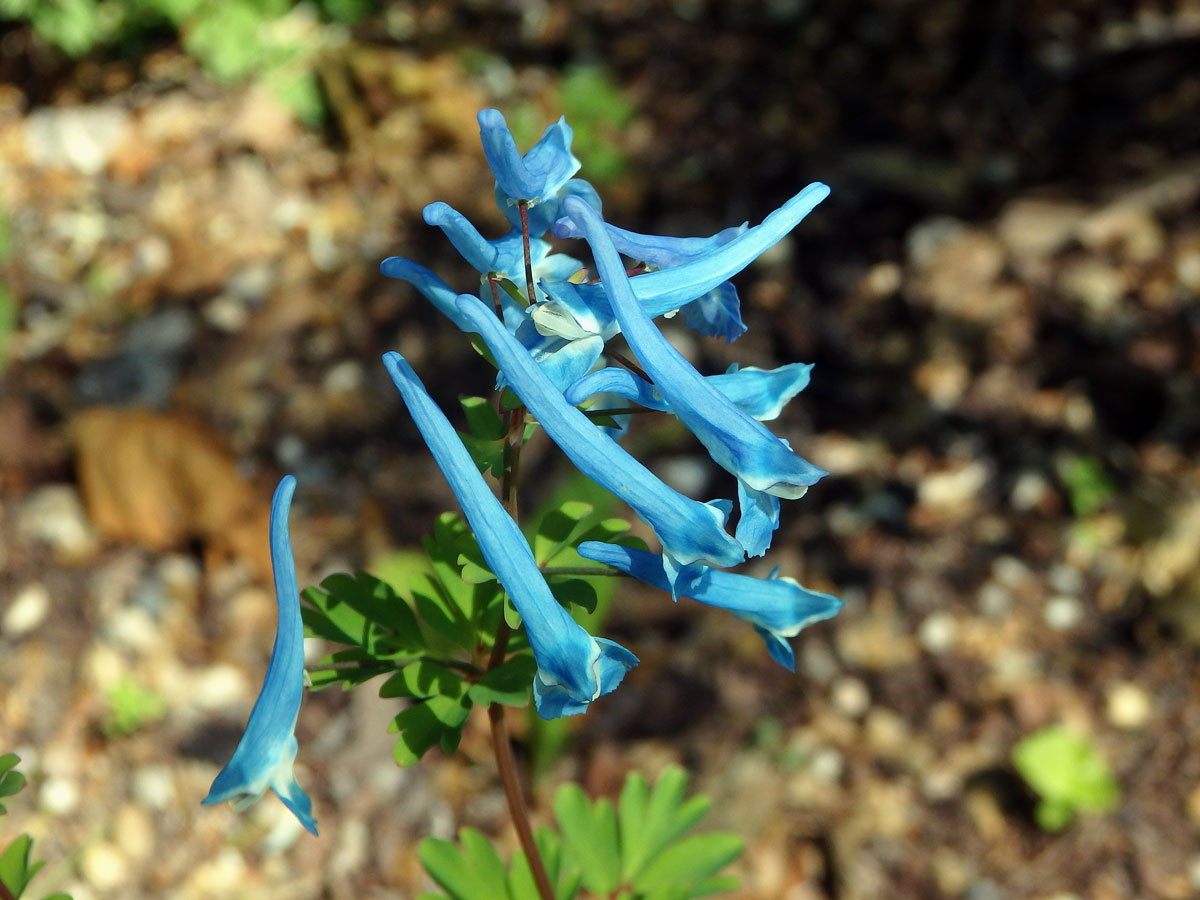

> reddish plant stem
[518,201,537,304]
[606,348,650,382]
[485,200,555,900]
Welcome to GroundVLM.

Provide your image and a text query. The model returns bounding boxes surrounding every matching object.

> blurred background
[1,1,1199,898]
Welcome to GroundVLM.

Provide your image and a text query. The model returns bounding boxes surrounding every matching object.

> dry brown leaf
[72,407,271,580]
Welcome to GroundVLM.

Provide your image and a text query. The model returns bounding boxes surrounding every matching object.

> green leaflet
[420,768,741,900]
[300,511,538,765]
[0,754,73,899]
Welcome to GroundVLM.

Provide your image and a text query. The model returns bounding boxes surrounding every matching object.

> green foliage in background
[419,767,743,900]
[102,675,167,736]
[509,65,635,184]
[0,0,376,123]
[1058,454,1117,518]
[0,754,72,900]
[1012,725,1120,831]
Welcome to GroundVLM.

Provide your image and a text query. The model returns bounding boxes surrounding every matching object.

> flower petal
[565,362,811,423]
[203,475,318,836]
[455,293,745,579]
[562,196,828,508]
[478,109,580,204]
[382,351,636,718]
[578,541,842,671]
[379,257,476,333]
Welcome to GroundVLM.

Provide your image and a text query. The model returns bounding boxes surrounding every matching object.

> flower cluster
[204,110,841,834]
[381,109,841,701]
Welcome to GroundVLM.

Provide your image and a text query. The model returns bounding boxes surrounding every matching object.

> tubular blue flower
[578,541,842,671]
[382,351,637,719]
[562,195,828,558]
[565,362,813,422]
[203,475,317,836]
[454,292,745,587]
[552,217,748,341]
[379,257,477,332]
[479,109,580,206]
[540,183,831,341]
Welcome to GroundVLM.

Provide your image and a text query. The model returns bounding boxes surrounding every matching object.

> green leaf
[319,571,423,648]
[390,695,473,766]
[0,754,22,815]
[459,395,505,441]
[410,574,477,651]
[380,660,466,700]
[0,834,41,895]
[1012,725,1119,830]
[419,830,504,900]
[632,833,744,897]
[619,767,710,883]
[553,784,620,896]
[532,501,596,566]
[467,655,536,707]
[548,578,598,614]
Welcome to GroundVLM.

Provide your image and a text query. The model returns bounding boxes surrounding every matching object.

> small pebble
[40,776,80,815]
[830,676,870,719]
[2,583,50,636]
[918,611,958,654]
[809,747,844,783]
[1044,595,1084,630]
[81,842,128,890]
[1187,854,1200,892]
[16,485,99,562]
[1105,682,1152,730]
[130,765,176,811]
[113,803,155,861]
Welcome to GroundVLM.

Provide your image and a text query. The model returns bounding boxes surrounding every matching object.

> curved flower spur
[560,195,829,558]
[203,475,318,835]
[454,292,746,591]
[382,351,637,719]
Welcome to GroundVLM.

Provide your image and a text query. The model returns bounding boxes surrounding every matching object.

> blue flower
[454,292,746,587]
[478,109,585,214]
[577,541,842,671]
[541,183,831,342]
[382,351,637,719]
[552,217,749,342]
[203,475,318,836]
[561,195,828,558]
[565,362,813,422]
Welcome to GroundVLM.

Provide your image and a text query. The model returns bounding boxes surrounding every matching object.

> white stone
[25,106,130,175]
[39,776,80,814]
[16,484,99,562]
[1105,681,1152,730]
[2,583,50,636]
[1044,595,1084,631]
[130,765,176,811]
[918,612,958,654]
[831,675,870,719]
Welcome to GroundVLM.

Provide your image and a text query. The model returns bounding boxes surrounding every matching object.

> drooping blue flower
[562,195,828,558]
[539,183,831,342]
[565,362,813,422]
[552,217,749,342]
[577,541,842,671]
[382,351,637,719]
[454,292,745,587]
[203,475,318,836]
